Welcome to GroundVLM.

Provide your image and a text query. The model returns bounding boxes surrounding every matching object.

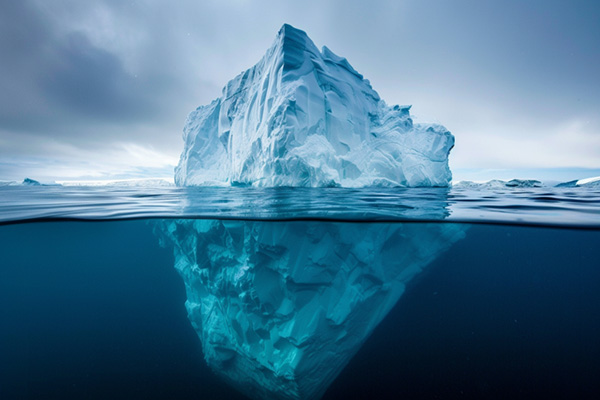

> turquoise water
[1,186,599,399]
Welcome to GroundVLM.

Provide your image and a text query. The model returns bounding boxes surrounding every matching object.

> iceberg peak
[277,23,310,46]
[176,24,454,187]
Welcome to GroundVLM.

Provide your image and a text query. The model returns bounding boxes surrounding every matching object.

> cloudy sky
[1,0,599,182]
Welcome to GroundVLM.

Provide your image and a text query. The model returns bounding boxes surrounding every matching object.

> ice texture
[175,24,454,187]
[453,179,543,189]
[556,176,600,188]
[157,220,465,400]
[577,176,600,186]
[22,178,41,186]
[505,179,542,188]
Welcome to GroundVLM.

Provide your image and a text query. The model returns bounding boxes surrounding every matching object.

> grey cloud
[40,32,154,121]
[0,0,185,135]
[0,0,598,181]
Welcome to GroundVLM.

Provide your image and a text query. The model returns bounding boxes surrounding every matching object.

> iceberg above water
[452,177,600,189]
[556,176,600,188]
[175,24,454,188]
[157,220,465,400]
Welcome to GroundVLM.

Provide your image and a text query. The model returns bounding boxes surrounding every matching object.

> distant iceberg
[556,176,600,188]
[0,180,18,187]
[23,178,42,186]
[453,179,542,189]
[58,178,174,187]
[17,178,61,186]
[0,178,56,187]
[175,24,454,188]
[505,179,542,188]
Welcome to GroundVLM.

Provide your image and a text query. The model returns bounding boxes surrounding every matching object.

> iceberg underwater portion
[175,24,454,188]
[157,220,465,400]
[162,24,464,400]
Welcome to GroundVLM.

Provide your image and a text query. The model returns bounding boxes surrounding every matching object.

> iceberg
[159,24,465,400]
[22,178,41,186]
[18,178,60,186]
[157,220,465,400]
[0,180,18,186]
[452,180,509,189]
[505,179,542,188]
[556,176,600,188]
[57,178,175,187]
[453,179,543,189]
[175,24,454,188]
[576,176,600,187]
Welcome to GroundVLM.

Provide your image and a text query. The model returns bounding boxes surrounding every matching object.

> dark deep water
[1,220,599,399]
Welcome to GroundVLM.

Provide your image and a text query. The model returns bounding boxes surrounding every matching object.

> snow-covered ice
[576,176,600,187]
[555,176,600,188]
[175,24,454,187]
[453,179,543,189]
[57,178,174,187]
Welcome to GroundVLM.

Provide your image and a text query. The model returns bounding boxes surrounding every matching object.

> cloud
[0,135,178,182]
[0,0,598,181]
[0,0,190,136]
[39,32,155,121]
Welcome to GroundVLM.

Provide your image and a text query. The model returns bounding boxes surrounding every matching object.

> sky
[1,0,599,183]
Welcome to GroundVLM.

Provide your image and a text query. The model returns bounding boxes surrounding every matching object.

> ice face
[576,176,600,186]
[156,220,465,400]
[175,24,454,187]
[556,177,600,188]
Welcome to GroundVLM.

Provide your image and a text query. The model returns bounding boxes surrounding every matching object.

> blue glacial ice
[175,24,454,188]
[556,176,600,188]
[157,220,465,400]
[162,23,465,400]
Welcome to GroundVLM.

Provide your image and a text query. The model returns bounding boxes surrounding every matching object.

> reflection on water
[2,185,600,227]
[156,220,466,400]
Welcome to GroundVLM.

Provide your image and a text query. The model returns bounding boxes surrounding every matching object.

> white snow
[576,176,600,186]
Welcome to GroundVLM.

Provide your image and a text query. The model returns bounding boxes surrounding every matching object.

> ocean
[1,186,599,399]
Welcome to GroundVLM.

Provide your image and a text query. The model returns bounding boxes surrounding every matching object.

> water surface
[0,186,599,399]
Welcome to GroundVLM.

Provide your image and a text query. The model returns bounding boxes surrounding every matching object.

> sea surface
[1,185,599,399]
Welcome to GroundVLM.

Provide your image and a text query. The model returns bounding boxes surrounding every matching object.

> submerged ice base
[157,220,465,400]
[175,24,454,188]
